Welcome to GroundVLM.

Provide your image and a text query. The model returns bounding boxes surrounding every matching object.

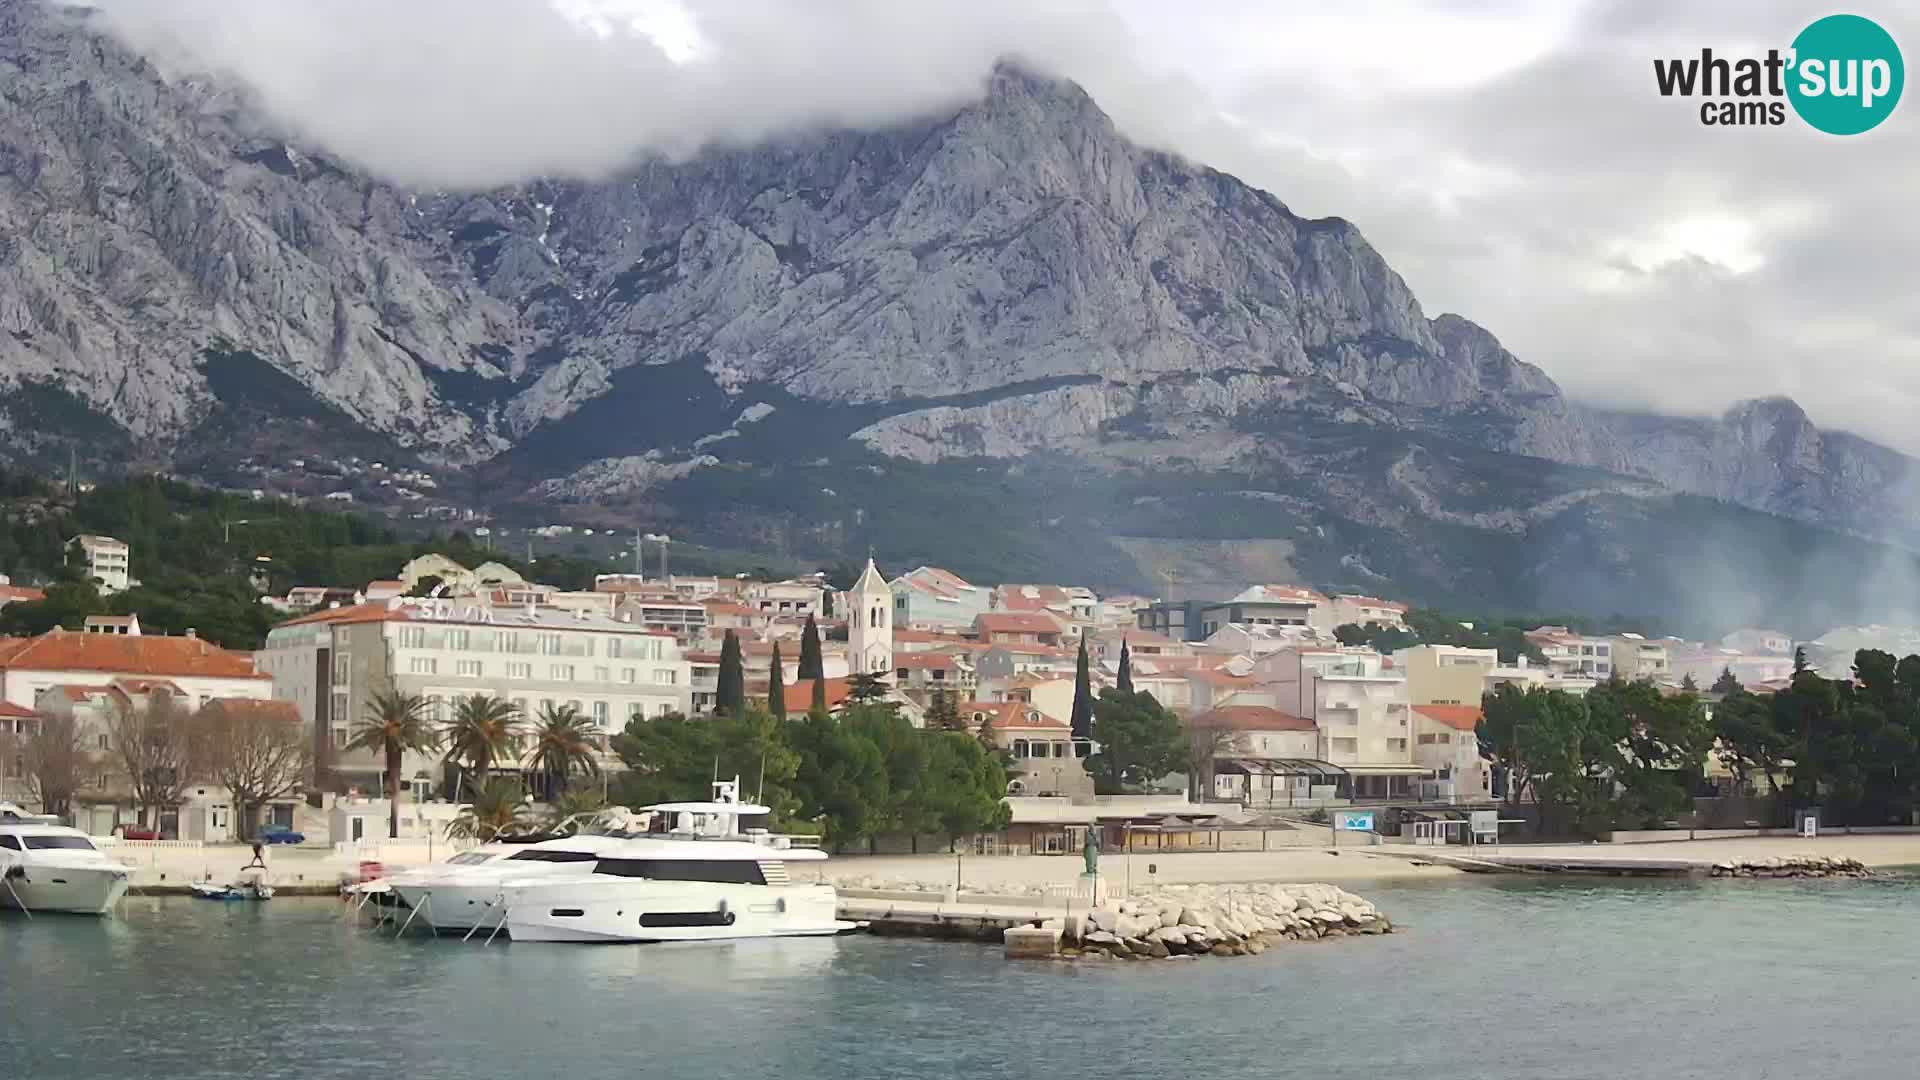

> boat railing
[746,832,823,850]
[94,836,206,850]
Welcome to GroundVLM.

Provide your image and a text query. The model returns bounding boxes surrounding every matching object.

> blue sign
[1335,811,1376,832]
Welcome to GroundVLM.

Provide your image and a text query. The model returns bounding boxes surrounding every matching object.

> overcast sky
[84,0,1920,451]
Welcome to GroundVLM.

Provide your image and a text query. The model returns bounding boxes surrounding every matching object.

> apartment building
[1610,633,1674,682]
[745,577,826,619]
[1257,647,1422,799]
[973,612,1067,648]
[1395,645,1498,706]
[1525,626,1613,678]
[1327,594,1409,632]
[971,700,1092,799]
[260,598,691,794]
[1192,705,1321,804]
[891,566,989,630]
[73,534,131,593]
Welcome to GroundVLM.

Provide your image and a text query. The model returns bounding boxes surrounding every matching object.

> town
[2,526,1899,862]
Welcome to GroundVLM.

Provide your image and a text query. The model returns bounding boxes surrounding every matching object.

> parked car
[256,825,306,845]
[118,826,164,841]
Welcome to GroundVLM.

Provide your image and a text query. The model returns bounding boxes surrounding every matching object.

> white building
[1328,594,1409,631]
[260,597,692,795]
[0,626,269,712]
[1256,647,1423,799]
[847,559,894,678]
[1525,626,1613,678]
[745,577,826,619]
[73,534,130,593]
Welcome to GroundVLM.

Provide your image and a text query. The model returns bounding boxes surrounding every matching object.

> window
[398,626,427,648]
[1438,733,1453,744]
[1053,742,1068,758]
[514,698,530,719]
[447,629,470,651]
[539,633,562,655]
[593,701,609,726]
[1012,739,1029,758]
[1331,737,1358,755]
[654,669,677,685]
[551,664,575,681]
[594,667,611,682]
[897,668,910,680]
[1417,733,1437,745]
[508,663,532,680]
[623,668,637,684]
[0,835,17,850]
[23,835,96,850]
[427,695,445,723]
[333,654,350,683]
[1387,738,1408,753]
[505,850,599,863]
[595,858,766,885]
[655,702,673,717]
[629,702,645,721]
[456,660,482,678]
[568,699,583,715]
[410,657,437,675]
[97,734,109,750]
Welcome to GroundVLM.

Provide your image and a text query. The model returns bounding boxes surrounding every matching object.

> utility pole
[633,529,643,577]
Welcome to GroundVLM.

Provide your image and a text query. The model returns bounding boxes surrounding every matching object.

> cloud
[76,0,1920,452]
[82,0,1125,187]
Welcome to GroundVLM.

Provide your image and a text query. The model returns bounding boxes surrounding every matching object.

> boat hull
[505,880,850,943]
[390,864,606,931]
[1,863,131,915]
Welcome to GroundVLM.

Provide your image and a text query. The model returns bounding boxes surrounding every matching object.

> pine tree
[927,689,964,732]
[1116,638,1134,696]
[1070,637,1093,740]
[717,630,746,717]
[798,614,825,681]
[767,641,787,720]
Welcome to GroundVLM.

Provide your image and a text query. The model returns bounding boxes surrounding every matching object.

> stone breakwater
[1066,883,1390,961]
[1710,856,1872,880]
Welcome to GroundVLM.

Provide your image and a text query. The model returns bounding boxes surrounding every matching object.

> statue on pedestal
[1082,825,1100,876]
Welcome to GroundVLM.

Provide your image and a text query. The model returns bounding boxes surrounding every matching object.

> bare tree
[23,710,92,819]
[1185,722,1235,803]
[107,693,198,831]
[201,700,310,840]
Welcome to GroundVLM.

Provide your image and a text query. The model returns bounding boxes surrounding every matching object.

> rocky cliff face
[0,0,1914,616]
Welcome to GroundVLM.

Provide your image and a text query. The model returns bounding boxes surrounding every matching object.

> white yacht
[501,782,852,944]
[384,813,637,932]
[0,811,132,915]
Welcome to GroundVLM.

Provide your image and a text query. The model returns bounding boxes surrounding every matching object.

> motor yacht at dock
[501,780,852,944]
[0,804,132,915]
[381,811,639,932]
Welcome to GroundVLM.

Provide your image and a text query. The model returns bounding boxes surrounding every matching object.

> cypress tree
[1070,637,1093,740]
[799,613,825,681]
[717,629,746,716]
[1116,638,1134,696]
[811,672,828,712]
[768,641,788,720]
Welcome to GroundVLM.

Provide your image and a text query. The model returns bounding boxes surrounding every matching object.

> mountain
[0,0,1915,633]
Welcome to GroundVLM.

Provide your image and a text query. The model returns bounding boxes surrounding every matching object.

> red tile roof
[0,629,266,681]
[1186,667,1255,687]
[1334,594,1409,612]
[893,653,962,671]
[0,585,45,604]
[962,700,1068,731]
[974,612,1065,636]
[1413,705,1483,731]
[1190,705,1315,732]
[281,601,402,627]
[702,600,760,616]
[783,677,851,713]
[0,700,34,719]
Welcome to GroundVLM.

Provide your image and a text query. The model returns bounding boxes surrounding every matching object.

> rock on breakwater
[1062,882,1391,961]
[1710,856,1872,880]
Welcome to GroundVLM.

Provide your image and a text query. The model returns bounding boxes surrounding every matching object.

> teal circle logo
[1787,14,1903,135]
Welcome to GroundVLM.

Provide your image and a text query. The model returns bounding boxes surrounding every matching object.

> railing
[93,837,206,850]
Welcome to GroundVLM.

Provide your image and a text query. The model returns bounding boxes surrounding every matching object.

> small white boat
[191,879,274,901]
[501,780,853,944]
[0,812,132,915]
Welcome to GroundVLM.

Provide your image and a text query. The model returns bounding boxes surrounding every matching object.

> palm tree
[541,789,610,833]
[526,702,601,800]
[445,777,530,842]
[443,694,521,797]
[346,687,440,839]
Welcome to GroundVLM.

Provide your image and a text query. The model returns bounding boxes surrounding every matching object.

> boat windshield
[22,835,96,851]
[505,850,599,863]
[446,851,496,865]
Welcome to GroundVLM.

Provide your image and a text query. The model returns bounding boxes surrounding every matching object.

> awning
[1342,764,1435,777]
[1220,757,1349,779]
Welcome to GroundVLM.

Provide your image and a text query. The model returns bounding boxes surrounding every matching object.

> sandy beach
[1486,833,1920,869]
